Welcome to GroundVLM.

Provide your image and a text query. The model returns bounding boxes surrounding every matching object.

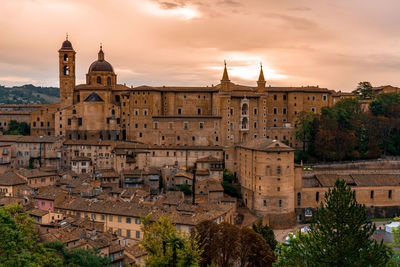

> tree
[275,180,391,266]
[141,216,202,267]
[239,227,275,267]
[0,205,63,266]
[45,241,111,267]
[3,120,30,135]
[370,93,400,117]
[352,81,373,99]
[294,111,316,152]
[252,220,278,251]
[196,221,275,267]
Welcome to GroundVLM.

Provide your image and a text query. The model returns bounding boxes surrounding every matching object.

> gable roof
[237,138,294,152]
[84,92,104,102]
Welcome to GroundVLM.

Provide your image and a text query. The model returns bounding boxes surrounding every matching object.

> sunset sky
[1,0,400,91]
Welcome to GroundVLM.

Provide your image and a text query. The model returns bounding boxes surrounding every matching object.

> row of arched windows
[88,76,112,85]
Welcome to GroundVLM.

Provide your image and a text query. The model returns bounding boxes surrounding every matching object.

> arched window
[63,66,69,75]
[72,109,76,114]
[241,117,248,129]
[241,103,248,115]
[112,109,115,115]
[97,76,101,84]
[115,95,120,103]
[107,77,111,85]
[63,54,68,62]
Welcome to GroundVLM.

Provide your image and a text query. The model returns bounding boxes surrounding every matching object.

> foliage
[179,184,192,196]
[45,241,111,266]
[370,93,400,117]
[252,220,278,251]
[223,169,235,183]
[3,120,30,135]
[195,221,275,267]
[274,180,391,267]
[294,91,400,162]
[0,205,63,266]
[352,81,373,99]
[141,215,202,267]
[221,181,241,199]
[294,111,316,152]
[0,84,59,104]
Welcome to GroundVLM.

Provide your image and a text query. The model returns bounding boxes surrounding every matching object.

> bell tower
[59,34,76,108]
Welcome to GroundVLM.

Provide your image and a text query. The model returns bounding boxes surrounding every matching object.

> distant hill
[0,84,59,104]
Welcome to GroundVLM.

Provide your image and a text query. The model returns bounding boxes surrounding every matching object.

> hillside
[0,84,59,104]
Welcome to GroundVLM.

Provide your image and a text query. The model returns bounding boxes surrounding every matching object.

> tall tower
[59,35,76,108]
[220,60,231,92]
[257,63,266,93]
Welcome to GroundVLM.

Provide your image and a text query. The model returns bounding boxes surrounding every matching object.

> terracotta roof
[16,169,58,179]
[237,138,294,152]
[305,173,400,187]
[0,135,62,143]
[0,172,26,186]
[28,208,49,217]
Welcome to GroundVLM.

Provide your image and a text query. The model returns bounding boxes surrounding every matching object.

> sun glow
[207,54,286,82]
[139,1,200,20]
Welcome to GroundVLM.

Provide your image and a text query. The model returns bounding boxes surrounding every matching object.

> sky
[1,0,400,91]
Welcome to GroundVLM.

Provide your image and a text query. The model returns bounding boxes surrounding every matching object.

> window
[277,187,280,192]
[63,66,69,75]
[118,229,121,236]
[184,122,188,130]
[389,190,392,199]
[178,108,182,115]
[283,95,287,100]
[316,192,320,202]
[273,95,277,100]
[279,200,282,208]
[197,108,201,115]
[297,192,301,207]
[109,215,113,222]
[135,218,141,224]
[277,166,281,175]
[91,214,96,220]
[101,215,105,220]
[254,108,257,115]
[126,230,131,237]
[63,54,68,62]
[254,121,257,129]
[283,108,287,114]
[199,122,204,129]
[96,76,101,84]
[107,77,111,85]
[263,200,266,206]
[136,231,140,239]
[370,190,374,200]
[118,216,121,222]
[323,95,327,101]
[126,218,131,224]
[273,108,277,114]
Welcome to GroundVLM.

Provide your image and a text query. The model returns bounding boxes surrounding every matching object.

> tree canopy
[141,216,202,267]
[275,180,391,267]
[3,120,30,136]
[352,81,374,99]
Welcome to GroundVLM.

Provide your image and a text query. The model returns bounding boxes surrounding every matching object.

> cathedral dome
[88,60,114,72]
[88,46,114,73]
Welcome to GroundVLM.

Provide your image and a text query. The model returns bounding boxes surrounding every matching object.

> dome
[61,40,73,50]
[88,60,114,72]
[88,46,114,73]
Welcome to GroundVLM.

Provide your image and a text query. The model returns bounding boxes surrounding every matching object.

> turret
[220,61,231,92]
[257,63,266,93]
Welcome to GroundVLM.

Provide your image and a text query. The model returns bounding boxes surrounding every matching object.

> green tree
[179,184,192,196]
[45,241,111,266]
[252,220,278,251]
[352,81,373,99]
[3,120,30,135]
[141,216,202,267]
[275,180,391,267]
[294,111,316,152]
[370,93,400,117]
[0,205,63,266]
